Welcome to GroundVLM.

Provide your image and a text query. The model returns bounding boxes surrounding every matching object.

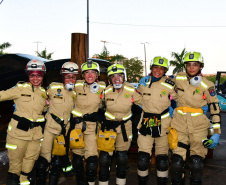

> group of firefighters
[0,51,221,185]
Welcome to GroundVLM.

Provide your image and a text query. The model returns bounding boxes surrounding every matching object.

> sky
[1,0,226,75]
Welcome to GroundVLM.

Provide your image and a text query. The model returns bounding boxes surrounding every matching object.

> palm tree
[36,48,54,60]
[0,42,12,54]
[170,48,187,74]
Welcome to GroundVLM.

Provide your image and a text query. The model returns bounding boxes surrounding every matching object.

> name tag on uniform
[53,96,63,99]
[21,94,31,97]
[78,93,86,96]
[143,93,151,96]
[107,99,114,101]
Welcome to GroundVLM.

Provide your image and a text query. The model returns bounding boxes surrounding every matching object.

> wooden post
[71,33,88,79]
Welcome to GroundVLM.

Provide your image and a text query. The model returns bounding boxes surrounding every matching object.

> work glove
[139,75,150,87]
[202,105,208,115]
[209,134,220,149]
[169,106,174,118]
[202,138,213,148]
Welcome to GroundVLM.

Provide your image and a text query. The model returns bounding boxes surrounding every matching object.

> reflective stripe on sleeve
[124,86,134,92]
[104,88,113,94]
[50,85,64,89]
[161,82,173,89]
[8,124,12,131]
[99,84,106,89]
[75,83,83,87]
[71,110,83,117]
[105,112,115,120]
[176,76,187,80]
[122,113,132,120]
[201,81,208,89]
[161,112,170,119]
[6,143,17,150]
[212,123,221,129]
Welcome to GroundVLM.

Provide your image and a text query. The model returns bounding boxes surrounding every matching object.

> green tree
[170,48,187,74]
[109,54,125,63]
[36,48,54,60]
[123,57,143,82]
[0,42,11,54]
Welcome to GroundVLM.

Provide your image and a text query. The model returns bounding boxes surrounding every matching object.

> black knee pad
[189,155,203,184]
[171,154,184,183]
[86,156,98,182]
[72,153,84,174]
[36,156,49,176]
[116,151,128,179]
[156,155,169,172]
[99,151,111,181]
[50,155,62,177]
[137,152,150,171]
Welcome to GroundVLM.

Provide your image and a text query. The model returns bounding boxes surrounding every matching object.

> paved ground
[0,111,226,185]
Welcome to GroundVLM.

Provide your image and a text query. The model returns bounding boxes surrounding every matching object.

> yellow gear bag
[97,130,117,152]
[70,129,85,149]
[167,127,178,150]
[52,135,66,156]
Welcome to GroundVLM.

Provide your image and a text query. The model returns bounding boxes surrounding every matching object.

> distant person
[70,60,106,185]
[35,62,78,185]
[137,57,177,185]
[169,52,221,185]
[98,64,142,185]
[1,60,47,185]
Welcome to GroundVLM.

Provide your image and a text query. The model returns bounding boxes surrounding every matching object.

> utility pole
[33,41,42,55]
[87,0,89,58]
[141,42,149,76]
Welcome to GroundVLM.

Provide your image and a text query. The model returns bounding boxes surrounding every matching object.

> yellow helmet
[81,60,100,74]
[107,64,126,77]
[183,51,204,67]
[150,56,169,72]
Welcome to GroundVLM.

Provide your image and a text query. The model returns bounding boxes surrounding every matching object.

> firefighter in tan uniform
[1,60,47,185]
[136,57,176,185]
[70,60,106,185]
[97,64,142,185]
[35,62,78,185]
[170,52,221,185]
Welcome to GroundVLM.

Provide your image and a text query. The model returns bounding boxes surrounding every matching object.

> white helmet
[26,59,46,73]
[61,62,79,74]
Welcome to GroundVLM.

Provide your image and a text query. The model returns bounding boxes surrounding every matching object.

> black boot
[72,154,86,185]
[138,175,148,185]
[157,177,168,185]
[6,172,19,185]
[36,156,49,185]
[49,175,59,185]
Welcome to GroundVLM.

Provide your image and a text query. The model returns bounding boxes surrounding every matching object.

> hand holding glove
[139,76,150,87]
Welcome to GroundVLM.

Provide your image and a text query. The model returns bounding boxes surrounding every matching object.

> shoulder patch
[165,79,175,86]
[208,86,216,96]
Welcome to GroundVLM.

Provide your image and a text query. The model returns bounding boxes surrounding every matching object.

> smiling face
[28,71,44,87]
[63,73,77,85]
[151,65,165,78]
[186,61,201,77]
[110,73,124,85]
[83,70,98,84]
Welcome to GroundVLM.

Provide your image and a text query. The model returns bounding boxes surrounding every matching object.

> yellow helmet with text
[183,51,204,67]
[107,64,127,81]
[150,56,169,72]
[81,60,100,75]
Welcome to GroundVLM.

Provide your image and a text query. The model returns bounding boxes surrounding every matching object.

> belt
[176,107,203,113]
[102,119,130,142]
[13,114,45,131]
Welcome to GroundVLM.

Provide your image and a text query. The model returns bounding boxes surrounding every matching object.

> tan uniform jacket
[104,82,142,123]
[137,76,177,136]
[0,82,47,140]
[45,82,76,135]
[72,80,106,119]
[172,72,221,134]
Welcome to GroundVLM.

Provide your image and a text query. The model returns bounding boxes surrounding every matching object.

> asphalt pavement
[0,112,226,185]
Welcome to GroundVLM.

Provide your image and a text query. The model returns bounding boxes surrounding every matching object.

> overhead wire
[91,21,226,28]
[0,0,4,5]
